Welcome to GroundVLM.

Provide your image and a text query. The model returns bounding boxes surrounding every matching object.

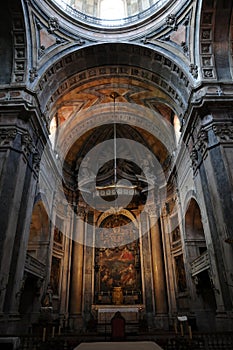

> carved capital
[32,151,41,175]
[21,132,34,158]
[212,123,233,142]
[197,129,208,154]
[77,207,86,219]
[146,205,158,218]
[0,128,17,147]
[190,147,198,169]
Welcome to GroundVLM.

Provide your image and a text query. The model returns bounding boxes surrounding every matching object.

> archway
[185,198,216,331]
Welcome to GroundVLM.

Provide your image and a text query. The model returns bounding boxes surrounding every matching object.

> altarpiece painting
[94,215,142,304]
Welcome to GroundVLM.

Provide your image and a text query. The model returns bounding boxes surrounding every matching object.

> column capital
[77,207,86,220]
[146,205,158,218]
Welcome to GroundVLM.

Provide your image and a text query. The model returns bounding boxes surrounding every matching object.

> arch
[34,43,194,120]
[185,198,205,241]
[27,200,50,261]
[97,208,138,227]
[56,102,176,165]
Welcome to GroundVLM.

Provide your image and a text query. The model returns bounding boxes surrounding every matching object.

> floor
[74,341,163,350]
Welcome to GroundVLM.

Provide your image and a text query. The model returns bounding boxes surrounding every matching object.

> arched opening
[18,201,50,326]
[173,114,181,145]
[185,199,216,330]
[185,198,206,255]
[27,200,50,261]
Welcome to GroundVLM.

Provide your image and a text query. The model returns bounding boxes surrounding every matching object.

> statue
[41,284,53,307]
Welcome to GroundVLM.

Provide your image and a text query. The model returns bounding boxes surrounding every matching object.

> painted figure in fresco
[119,246,134,261]
[119,263,136,287]
[100,266,113,288]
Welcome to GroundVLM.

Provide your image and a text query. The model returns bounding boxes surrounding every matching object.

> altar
[92,305,144,324]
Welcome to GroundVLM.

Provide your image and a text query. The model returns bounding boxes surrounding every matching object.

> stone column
[69,208,85,328]
[148,207,167,315]
[189,115,233,325]
[140,209,154,329]
[0,120,42,319]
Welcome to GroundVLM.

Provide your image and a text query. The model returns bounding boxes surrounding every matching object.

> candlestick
[42,328,46,342]
[188,325,192,339]
[180,323,184,336]
[174,321,177,334]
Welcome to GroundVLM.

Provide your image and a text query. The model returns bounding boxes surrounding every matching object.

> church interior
[0,0,233,349]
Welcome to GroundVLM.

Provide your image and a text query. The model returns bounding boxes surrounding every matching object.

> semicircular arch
[34,43,194,121]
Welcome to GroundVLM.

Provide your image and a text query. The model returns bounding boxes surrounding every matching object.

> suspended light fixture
[96,92,137,198]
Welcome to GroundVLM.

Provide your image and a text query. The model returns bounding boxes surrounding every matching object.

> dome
[51,0,172,27]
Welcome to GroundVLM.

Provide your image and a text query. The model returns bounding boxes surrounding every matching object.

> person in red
[119,246,134,261]
[111,311,125,341]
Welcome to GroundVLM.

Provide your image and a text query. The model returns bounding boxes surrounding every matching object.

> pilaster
[0,105,47,332]
[188,111,233,317]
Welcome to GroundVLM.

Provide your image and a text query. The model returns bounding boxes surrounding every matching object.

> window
[99,0,126,20]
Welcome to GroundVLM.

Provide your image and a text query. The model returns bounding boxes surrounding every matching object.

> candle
[174,321,177,334]
[180,323,184,336]
[58,325,61,335]
[52,326,55,338]
[188,325,192,339]
[42,328,46,342]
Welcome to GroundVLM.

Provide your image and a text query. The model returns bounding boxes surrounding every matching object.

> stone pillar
[189,112,233,330]
[69,208,85,329]
[0,120,42,321]
[140,209,154,329]
[148,207,167,315]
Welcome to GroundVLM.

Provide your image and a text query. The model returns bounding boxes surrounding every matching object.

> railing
[25,253,46,279]
[17,332,233,350]
[190,250,210,277]
[51,0,170,27]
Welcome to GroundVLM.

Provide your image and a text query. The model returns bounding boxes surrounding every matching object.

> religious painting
[54,216,63,244]
[50,256,61,296]
[174,254,187,293]
[95,215,142,304]
[99,244,138,291]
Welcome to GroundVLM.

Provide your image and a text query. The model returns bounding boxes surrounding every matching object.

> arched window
[173,114,181,144]
[99,0,126,19]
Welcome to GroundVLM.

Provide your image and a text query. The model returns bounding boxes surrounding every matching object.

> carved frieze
[200,6,216,80]
[12,13,27,83]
